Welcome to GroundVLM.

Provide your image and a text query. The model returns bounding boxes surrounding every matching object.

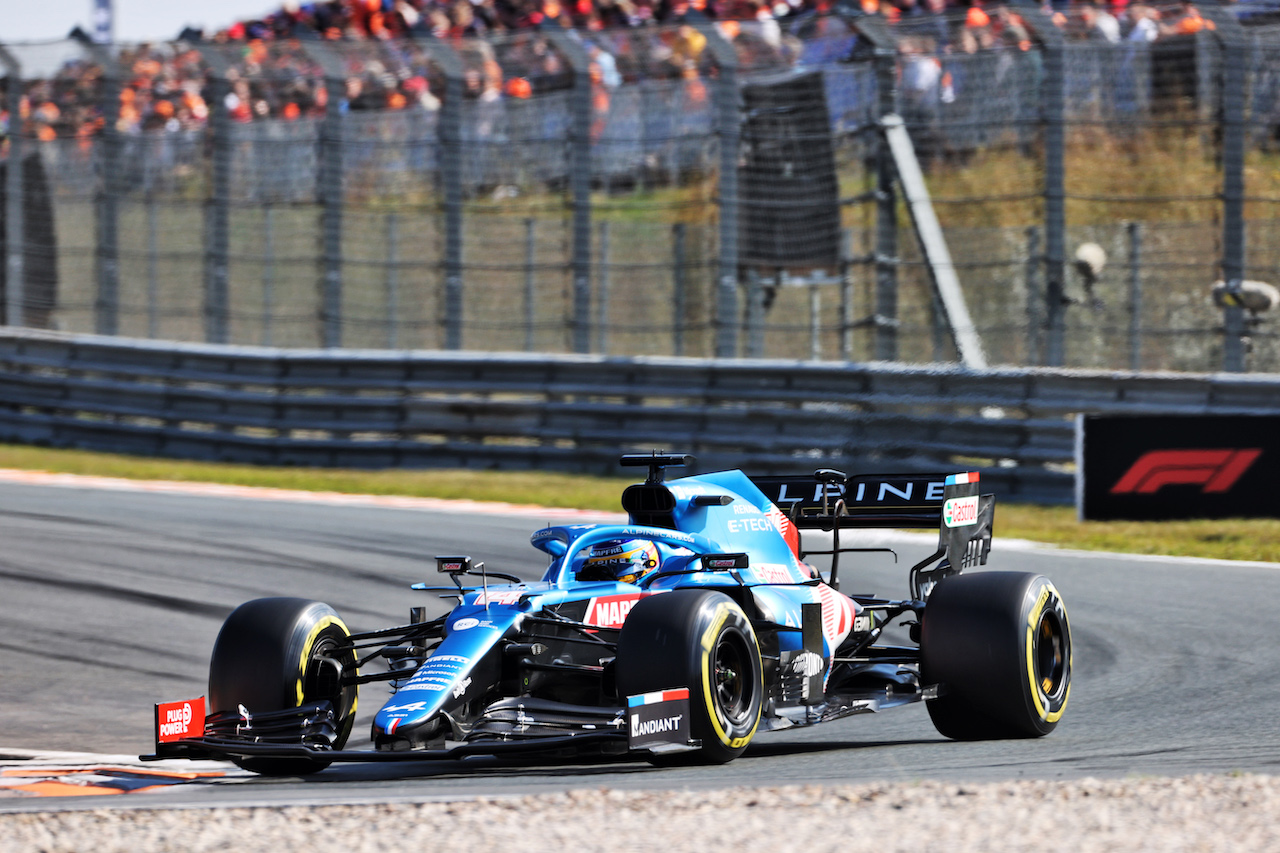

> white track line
[0,469,626,522]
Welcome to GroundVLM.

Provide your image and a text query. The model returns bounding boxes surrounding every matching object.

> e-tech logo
[1110,449,1263,494]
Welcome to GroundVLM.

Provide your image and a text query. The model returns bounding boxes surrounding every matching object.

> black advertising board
[1077,415,1279,521]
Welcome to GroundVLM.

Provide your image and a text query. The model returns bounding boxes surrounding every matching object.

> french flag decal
[627,688,690,708]
[945,472,980,485]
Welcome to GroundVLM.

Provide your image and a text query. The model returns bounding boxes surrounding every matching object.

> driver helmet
[577,538,660,584]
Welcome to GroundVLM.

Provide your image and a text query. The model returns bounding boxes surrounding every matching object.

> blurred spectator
[1161,0,1215,34]
[1125,3,1161,41]
[1080,1,1122,42]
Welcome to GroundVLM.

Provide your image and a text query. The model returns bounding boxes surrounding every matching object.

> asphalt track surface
[1,477,1279,811]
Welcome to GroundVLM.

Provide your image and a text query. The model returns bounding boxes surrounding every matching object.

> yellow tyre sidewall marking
[295,614,357,719]
[1024,582,1070,724]
[698,601,761,749]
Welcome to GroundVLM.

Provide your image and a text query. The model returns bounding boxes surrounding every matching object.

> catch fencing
[4,8,1280,373]
[5,329,1280,504]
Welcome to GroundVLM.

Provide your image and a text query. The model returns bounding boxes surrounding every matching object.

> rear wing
[750,469,994,579]
[751,471,957,530]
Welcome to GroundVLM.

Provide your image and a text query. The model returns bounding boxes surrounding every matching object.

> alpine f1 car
[145,453,1071,774]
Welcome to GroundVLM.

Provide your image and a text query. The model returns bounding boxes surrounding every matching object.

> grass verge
[2,443,1277,564]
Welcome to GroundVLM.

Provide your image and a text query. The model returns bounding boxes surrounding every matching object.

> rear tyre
[920,572,1071,740]
[616,589,763,764]
[208,597,358,775]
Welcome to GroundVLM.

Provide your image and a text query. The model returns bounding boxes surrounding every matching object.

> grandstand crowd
[0,0,1236,145]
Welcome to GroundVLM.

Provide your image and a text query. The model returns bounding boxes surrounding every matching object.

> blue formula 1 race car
[146,453,1071,774]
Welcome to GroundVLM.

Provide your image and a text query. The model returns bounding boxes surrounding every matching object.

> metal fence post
[1022,4,1067,367]
[195,46,232,344]
[691,19,741,359]
[262,204,275,347]
[301,43,348,349]
[1025,225,1041,365]
[79,39,121,336]
[850,16,900,362]
[1204,3,1248,372]
[0,47,23,328]
[1128,221,1142,371]
[809,285,821,361]
[417,38,465,351]
[525,217,536,352]
[673,223,686,357]
[840,228,853,362]
[146,193,158,338]
[545,31,593,355]
[386,211,400,349]
[597,221,610,354]
[745,268,764,358]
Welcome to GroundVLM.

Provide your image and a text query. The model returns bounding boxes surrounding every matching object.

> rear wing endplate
[752,469,993,596]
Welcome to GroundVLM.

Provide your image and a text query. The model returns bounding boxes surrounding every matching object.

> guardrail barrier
[5,330,1280,504]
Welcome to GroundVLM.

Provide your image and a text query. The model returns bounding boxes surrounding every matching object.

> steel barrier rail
[3,330,1280,505]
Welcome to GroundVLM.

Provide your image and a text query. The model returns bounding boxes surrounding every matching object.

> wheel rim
[1033,609,1068,702]
[304,633,350,712]
[712,630,754,726]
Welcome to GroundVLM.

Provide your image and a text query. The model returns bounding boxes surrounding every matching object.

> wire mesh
[2,11,1279,371]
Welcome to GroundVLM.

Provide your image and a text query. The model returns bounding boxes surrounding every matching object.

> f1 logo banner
[1077,415,1276,520]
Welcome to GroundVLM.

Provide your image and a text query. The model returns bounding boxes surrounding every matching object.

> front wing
[142,692,698,765]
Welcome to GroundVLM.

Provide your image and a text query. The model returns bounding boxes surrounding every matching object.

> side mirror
[436,555,478,575]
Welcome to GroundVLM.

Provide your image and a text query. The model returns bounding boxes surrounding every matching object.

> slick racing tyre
[920,572,1071,740]
[616,589,763,764]
[208,598,358,775]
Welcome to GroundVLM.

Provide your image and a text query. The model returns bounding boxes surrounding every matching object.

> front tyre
[920,572,1071,740]
[616,590,763,764]
[208,597,358,775]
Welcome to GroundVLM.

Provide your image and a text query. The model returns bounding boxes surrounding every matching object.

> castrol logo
[943,496,980,528]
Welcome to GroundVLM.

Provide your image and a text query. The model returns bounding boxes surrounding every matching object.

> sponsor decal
[705,557,740,569]
[942,495,980,528]
[1110,449,1262,495]
[725,516,778,535]
[452,617,480,631]
[382,701,429,714]
[440,561,465,572]
[474,589,524,606]
[623,526,694,544]
[771,479,949,507]
[853,613,875,633]
[452,677,472,699]
[400,677,454,690]
[405,654,469,689]
[753,563,795,585]
[626,688,691,750]
[585,594,649,629]
[155,698,205,743]
[630,713,683,738]
[791,651,824,677]
[627,688,691,707]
